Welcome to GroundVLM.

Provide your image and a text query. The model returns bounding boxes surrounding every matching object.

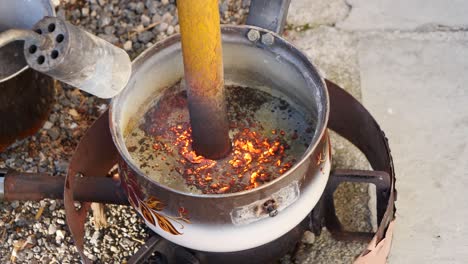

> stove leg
[310,169,391,241]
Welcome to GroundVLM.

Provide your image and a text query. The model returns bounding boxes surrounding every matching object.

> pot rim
[109,25,330,199]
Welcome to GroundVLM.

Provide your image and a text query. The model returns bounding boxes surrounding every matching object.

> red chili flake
[217,186,230,194]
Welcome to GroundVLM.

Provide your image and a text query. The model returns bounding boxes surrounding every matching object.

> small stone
[54,161,69,172]
[49,202,56,211]
[135,2,145,14]
[158,22,168,33]
[104,234,113,242]
[81,7,89,16]
[99,15,111,27]
[43,121,53,130]
[110,246,118,253]
[32,246,41,253]
[26,235,37,246]
[48,224,57,235]
[152,14,161,23]
[71,9,81,19]
[56,218,65,225]
[49,113,58,123]
[90,230,100,245]
[162,12,173,23]
[104,26,115,35]
[161,0,169,5]
[141,15,150,26]
[11,201,19,209]
[68,109,79,118]
[47,127,60,140]
[56,230,65,240]
[301,230,315,244]
[128,2,137,10]
[166,25,174,35]
[138,31,154,43]
[146,0,158,14]
[123,40,132,51]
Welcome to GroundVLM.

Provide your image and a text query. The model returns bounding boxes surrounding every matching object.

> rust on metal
[0,69,54,151]
[316,80,396,262]
[177,0,231,159]
[64,110,120,264]
[3,171,127,204]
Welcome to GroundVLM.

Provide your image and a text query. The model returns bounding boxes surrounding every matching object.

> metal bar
[2,171,128,205]
[246,0,291,34]
[177,0,231,159]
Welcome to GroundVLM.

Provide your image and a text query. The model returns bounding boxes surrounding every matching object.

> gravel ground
[0,0,371,263]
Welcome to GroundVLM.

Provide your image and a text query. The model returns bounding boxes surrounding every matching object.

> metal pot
[110,25,330,252]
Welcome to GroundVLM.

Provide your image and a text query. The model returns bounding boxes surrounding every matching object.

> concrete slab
[286,27,361,99]
[358,35,468,263]
[287,0,350,26]
[339,0,468,31]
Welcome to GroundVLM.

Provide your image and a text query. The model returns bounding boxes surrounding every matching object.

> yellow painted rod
[177,0,231,159]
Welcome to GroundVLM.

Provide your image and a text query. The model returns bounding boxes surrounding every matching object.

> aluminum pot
[110,25,330,253]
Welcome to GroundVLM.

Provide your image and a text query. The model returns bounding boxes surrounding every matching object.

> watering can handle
[246,0,291,34]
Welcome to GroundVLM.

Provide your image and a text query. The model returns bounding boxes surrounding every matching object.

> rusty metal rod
[2,171,128,205]
[177,0,231,159]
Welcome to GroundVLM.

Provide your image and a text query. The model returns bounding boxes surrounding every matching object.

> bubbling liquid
[124,81,315,194]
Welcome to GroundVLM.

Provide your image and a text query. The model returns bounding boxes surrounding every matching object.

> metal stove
[0,79,396,263]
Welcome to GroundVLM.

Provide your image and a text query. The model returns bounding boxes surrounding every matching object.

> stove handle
[311,169,391,241]
[246,0,291,34]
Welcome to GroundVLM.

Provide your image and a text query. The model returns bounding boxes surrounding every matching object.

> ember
[168,124,294,193]
[125,82,315,194]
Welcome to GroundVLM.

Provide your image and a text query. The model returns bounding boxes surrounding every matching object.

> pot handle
[245,0,291,34]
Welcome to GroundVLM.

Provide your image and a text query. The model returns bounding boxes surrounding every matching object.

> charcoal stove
[0,79,395,263]
[0,0,396,263]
